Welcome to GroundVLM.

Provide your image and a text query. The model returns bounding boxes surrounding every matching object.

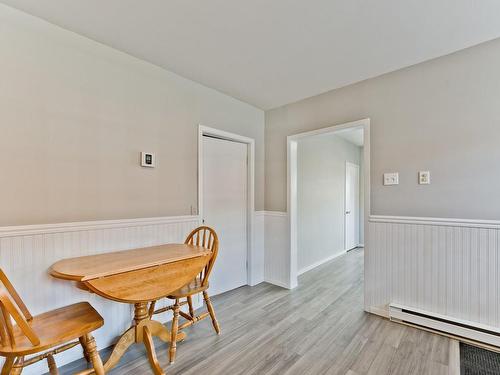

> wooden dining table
[50,243,212,375]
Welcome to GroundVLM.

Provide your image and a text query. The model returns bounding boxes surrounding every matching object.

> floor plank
[59,249,455,375]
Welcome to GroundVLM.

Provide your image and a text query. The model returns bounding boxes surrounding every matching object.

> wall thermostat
[141,152,155,168]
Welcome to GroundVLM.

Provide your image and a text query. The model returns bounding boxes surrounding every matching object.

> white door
[345,162,360,251]
[202,136,248,295]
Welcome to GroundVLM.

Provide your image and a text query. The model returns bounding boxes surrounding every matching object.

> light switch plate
[141,152,155,168]
[419,171,430,184]
[384,172,399,186]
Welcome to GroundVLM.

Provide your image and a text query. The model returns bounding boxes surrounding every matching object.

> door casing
[345,161,360,251]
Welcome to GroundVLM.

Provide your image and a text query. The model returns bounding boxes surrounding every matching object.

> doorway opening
[287,119,370,288]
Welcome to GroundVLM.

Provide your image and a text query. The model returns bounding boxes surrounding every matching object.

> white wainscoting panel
[0,215,200,374]
[251,211,265,286]
[367,215,500,328]
[263,211,290,288]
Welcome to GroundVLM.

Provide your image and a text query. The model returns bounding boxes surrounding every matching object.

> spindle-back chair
[150,226,220,363]
[0,269,105,375]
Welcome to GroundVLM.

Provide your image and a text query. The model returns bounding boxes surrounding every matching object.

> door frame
[287,118,370,289]
[345,161,360,251]
[198,125,256,286]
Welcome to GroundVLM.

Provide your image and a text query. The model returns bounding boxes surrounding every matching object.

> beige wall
[0,5,264,226]
[266,37,500,220]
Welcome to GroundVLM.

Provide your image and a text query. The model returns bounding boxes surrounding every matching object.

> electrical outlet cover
[419,171,430,184]
[383,172,399,186]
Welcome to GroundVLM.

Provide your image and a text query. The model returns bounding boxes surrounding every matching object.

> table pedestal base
[77,302,185,375]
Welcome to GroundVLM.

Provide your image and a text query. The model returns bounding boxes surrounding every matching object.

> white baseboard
[265,278,292,289]
[389,303,500,347]
[366,305,389,318]
[249,277,265,286]
[298,250,346,275]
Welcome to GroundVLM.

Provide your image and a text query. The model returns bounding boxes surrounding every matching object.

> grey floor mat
[460,343,500,375]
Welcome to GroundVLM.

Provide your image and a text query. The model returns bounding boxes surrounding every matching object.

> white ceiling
[336,128,364,147]
[3,1,500,110]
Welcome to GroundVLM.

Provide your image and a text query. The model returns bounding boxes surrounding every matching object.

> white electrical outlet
[419,171,430,184]
[384,173,399,186]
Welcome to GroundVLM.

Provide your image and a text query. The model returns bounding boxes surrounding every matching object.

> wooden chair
[0,269,105,375]
[149,226,220,364]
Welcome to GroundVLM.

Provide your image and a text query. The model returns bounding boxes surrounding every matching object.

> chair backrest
[0,269,40,348]
[184,226,219,287]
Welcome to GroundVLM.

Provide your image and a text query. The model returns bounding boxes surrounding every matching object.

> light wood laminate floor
[60,248,459,375]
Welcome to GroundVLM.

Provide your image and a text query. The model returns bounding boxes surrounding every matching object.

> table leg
[143,326,165,375]
[76,325,136,374]
[75,302,187,375]
[103,326,135,372]
[134,302,185,373]
[145,319,176,343]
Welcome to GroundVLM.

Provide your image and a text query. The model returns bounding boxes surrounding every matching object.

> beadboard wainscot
[263,211,290,289]
[251,211,266,286]
[0,215,200,374]
[367,215,500,328]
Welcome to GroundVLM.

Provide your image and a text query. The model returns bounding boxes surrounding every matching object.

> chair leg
[79,335,91,363]
[83,334,105,375]
[169,299,180,364]
[10,357,24,375]
[187,296,194,317]
[148,300,156,318]
[47,354,59,375]
[203,291,220,334]
[1,357,15,375]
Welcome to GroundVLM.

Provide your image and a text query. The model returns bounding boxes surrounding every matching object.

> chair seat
[0,302,104,356]
[168,278,208,298]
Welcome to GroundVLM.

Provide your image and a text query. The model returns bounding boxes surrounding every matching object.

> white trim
[357,243,365,248]
[260,210,288,217]
[198,125,256,286]
[199,125,255,145]
[298,250,346,275]
[345,161,360,251]
[287,118,371,292]
[389,303,500,347]
[390,303,500,334]
[287,119,369,140]
[264,278,290,289]
[370,215,500,229]
[366,306,390,318]
[0,215,199,238]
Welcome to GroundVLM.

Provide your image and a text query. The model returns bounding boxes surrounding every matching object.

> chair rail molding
[366,214,500,331]
[370,215,500,229]
[0,215,200,238]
